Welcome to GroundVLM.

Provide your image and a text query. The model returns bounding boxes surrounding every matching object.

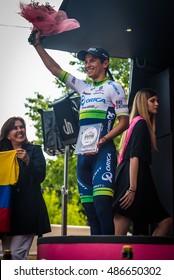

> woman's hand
[119,189,136,209]
[16,148,30,166]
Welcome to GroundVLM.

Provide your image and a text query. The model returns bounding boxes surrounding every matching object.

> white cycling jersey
[59,71,129,134]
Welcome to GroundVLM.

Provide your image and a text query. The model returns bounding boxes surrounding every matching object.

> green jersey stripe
[80,110,107,120]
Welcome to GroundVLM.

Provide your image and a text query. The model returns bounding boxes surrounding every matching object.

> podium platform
[37,235,174,260]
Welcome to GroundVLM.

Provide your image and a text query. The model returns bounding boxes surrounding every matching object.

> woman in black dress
[113,88,172,235]
[0,116,51,259]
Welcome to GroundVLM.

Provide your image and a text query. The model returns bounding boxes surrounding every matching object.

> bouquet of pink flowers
[19,1,80,36]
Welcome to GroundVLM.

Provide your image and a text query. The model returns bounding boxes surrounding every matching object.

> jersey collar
[93,78,109,86]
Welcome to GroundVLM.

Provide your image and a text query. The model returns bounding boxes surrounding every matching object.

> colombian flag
[0,150,19,232]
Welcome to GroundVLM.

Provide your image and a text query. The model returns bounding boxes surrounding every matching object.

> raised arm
[28,30,62,78]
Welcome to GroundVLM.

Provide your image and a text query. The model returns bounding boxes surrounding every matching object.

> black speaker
[38,109,65,156]
[49,92,80,146]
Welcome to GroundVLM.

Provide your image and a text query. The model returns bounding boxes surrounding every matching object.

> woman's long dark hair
[0,117,28,151]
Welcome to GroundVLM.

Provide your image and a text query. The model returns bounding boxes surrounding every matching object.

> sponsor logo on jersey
[82,91,91,95]
[107,111,115,119]
[93,87,105,94]
[108,81,121,95]
[83,105,98,109]
[71,76,76,85]
[107,119,112,132]
[116,100,128,109]
[101,153,113,183]
[106,153,112,172]
[102,172,113,183]
[81,94,106,106]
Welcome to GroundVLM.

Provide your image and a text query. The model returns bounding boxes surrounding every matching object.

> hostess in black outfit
[10,143,51,236]
[113,119,170,224]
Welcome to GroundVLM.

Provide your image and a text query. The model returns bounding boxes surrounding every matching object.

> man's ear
[103,60,109,69]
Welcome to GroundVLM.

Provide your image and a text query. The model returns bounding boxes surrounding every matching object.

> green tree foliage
[24,54,130,226]
[25,92,51,145]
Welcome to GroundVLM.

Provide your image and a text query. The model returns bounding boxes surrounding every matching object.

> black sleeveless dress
[113,119,170,223]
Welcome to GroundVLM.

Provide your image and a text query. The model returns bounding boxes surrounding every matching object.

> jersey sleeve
[59,70,87,94]
[59,70,70,83]
[108,81,129,117]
